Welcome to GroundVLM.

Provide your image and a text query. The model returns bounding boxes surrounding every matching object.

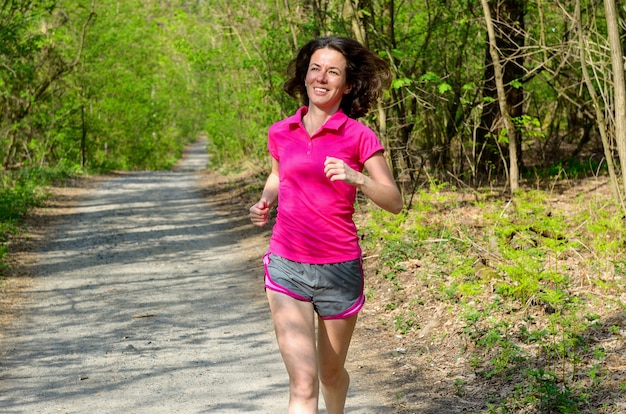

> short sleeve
[358,128,385,165]
[268,126,279,161]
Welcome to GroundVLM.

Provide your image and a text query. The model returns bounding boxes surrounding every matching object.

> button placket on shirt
[300,119,314,156]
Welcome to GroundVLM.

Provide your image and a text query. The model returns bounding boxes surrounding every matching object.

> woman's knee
[319,365,349,388]
[289,373,319,399]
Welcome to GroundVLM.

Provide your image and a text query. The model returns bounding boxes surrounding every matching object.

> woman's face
[304,47,351,113]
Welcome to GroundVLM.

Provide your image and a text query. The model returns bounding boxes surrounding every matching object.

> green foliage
[360,209,423,271]
[528,369,585,413]
[0,182,40,223]
[0,168,65,222]
[394,312,418,334]
[2,0,620,184]
[0,1,55,167]
[363,177,624,412]
[1,0,213,172]
[2,0,623,184]
[0,166,74,275]
[70,0,209,170]
[1,2,625,410]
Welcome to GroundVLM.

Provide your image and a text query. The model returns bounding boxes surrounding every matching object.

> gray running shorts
[263,253,365,320]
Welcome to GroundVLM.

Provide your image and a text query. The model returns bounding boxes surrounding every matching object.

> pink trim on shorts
[263,252,365,320]
[320,293,365,320]
[263,252,309,302]
[322,256,365,319]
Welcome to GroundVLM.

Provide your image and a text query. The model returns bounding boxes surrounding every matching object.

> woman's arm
[324,151,403,214]
[249,158,280,226]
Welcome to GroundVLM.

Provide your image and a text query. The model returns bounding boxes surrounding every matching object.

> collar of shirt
[286,106,348,134]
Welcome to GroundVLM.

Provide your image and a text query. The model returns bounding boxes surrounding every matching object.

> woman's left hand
[326,152,403,214]
[324,156,363,186]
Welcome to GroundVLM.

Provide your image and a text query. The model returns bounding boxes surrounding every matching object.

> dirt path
[0,140,389,413]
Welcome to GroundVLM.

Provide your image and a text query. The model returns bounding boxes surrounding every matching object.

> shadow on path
[0,140,389,413]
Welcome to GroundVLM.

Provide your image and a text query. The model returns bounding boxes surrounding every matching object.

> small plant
[519,326,549,344]
[528,369,584,413]
[385,269,405,291]
[454,378,466,396]
[0,243,8,276]
[393,312,418,334]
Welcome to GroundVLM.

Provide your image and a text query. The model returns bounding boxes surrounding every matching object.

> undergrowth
[359,178,626,413]
[0,167,74,277]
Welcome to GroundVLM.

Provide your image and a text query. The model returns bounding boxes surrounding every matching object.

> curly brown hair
[283,37,391,119]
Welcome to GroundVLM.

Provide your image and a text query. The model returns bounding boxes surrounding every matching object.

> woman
[249,36,402,413]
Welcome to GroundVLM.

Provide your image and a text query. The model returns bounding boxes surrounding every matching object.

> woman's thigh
[317,314,358,378]
[267,290,318,382]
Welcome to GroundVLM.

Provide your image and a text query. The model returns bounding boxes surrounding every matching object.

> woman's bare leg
[317,315,358,414]
[267,290,319,413]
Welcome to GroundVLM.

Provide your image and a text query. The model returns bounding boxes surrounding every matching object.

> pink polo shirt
[268,106,384,264]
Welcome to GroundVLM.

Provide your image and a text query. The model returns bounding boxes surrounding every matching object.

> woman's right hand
[249,199,270,226]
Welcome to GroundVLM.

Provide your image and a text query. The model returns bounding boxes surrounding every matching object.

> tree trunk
[575,0,622,208]
[344,0,366,46]
[604,0,626,202]
[481,0,519,192]
[476,0,525,181]
[345,0,405,184]
[81,103,87,168]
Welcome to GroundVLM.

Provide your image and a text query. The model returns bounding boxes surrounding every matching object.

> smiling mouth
[314,87,328,93]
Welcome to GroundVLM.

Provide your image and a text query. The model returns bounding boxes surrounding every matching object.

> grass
[2,162,624,412]
[0,166,74,278]
[358,177,625,413]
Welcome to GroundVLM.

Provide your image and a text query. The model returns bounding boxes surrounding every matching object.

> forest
[1,1,625,412]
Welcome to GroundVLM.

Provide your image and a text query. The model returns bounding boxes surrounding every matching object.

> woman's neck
[302,106,337,136]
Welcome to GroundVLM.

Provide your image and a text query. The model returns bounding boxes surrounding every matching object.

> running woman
[249,36,403,414]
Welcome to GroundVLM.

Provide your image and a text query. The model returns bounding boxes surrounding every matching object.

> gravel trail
[0,140,388,413]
